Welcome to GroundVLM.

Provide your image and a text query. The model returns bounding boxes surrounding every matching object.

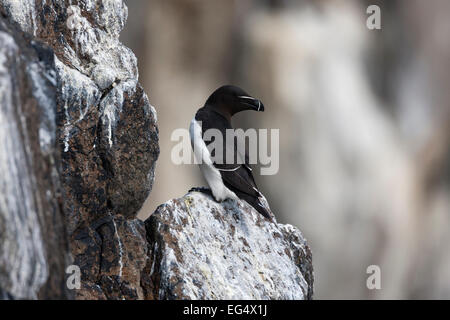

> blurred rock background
[121,0,450,299]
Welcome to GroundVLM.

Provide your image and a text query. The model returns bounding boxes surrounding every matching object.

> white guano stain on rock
[147,191,313,300]
[55,56,100,152]
[0,0,37,36]
[100,79,137,148]
[62,2,133,89]
[111,217,124,278]
[27,61,57,154]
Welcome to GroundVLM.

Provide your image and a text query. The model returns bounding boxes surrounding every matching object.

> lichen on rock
[144,191,314,300]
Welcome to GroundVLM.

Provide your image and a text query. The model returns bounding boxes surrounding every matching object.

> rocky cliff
[144,191,313,300]
[0,0,159,299]
[0,0,312,300]
[0,15,69,300]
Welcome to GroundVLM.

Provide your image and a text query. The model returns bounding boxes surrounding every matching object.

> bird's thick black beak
[238,96,265,112]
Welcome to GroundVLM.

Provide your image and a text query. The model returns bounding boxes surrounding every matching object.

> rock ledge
[144,191,314,300]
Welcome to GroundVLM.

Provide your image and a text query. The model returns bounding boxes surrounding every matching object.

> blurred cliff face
[121,0,450,299]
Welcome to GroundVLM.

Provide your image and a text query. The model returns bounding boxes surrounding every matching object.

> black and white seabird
[189,85,275,221]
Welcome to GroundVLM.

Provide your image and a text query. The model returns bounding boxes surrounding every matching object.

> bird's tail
[236,191,276,222]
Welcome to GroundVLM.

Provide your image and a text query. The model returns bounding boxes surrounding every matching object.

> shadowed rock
[0,17,70,299]
[143,191,313,300]
[0,0,159,299]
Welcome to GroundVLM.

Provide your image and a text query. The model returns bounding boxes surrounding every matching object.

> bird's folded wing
[211,133,252,169]
[210,131,259,193]
[218,165,259,198]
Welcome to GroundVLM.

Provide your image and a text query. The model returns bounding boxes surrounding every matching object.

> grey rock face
[0,17,70,299]
[0,0,159,299]
[0,0,159,223]
[144,191,313,300]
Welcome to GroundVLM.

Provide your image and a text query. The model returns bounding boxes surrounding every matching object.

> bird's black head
[205,85,265,118]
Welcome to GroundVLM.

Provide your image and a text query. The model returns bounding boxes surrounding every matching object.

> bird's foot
[188,187,213,197]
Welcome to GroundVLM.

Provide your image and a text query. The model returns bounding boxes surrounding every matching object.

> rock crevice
[0,0,158,300]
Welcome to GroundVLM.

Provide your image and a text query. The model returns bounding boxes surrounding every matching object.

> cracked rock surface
[0,16,70,299]
[0,0,159,299]
[144,191,314,300]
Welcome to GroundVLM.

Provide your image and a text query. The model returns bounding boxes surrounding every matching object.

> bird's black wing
[220,166,273,220]
[198,109,255,176]
[215,137,273,220]
[196,108,274,220]
[211,126,258,194]
[219,165,258,197]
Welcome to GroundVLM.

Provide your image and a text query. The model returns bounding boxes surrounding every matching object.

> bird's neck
[208,105,233,123]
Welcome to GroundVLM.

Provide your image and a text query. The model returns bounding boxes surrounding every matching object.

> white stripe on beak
[238,96,255,100]
[239,95,261,111]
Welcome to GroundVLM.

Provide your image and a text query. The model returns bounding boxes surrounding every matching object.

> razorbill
[189,85,275,221]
